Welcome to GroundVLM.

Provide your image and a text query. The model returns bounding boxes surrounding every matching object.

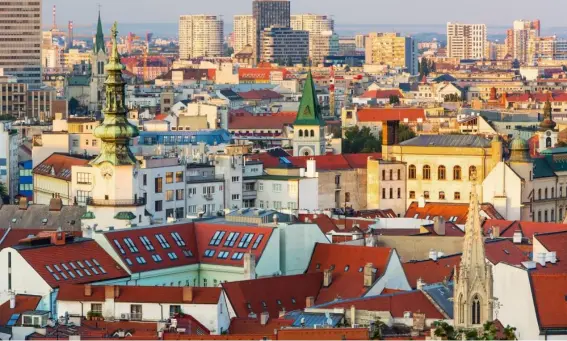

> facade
[260,27,309,65]
[179,15,224,60]
[89,12,107,112]
[253,0,291,61]
[291,14,337,65]
[446,22,487,60]
[0,0,42,85]
[186,163,224,217]
[366,158,407,216]
[233,15,255,54]
[365,33,418,75]
[0,82,27,118]
[0,121,19,200]
[292,71,326,157]
[508,20,540,64]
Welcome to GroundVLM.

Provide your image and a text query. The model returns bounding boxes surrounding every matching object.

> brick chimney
[50,231,66,246]
[305,296,315,308]
[84,284,92,297]
[260,311,269,325]
[183,287,194,303]
[18,197,28,210]
[105,286,119,300]
[492,226,500,238]
[49,195,63,212]
[433,216,445,236]
[323,269,333,287]
[363,263,375,287]
[243,253,256,280]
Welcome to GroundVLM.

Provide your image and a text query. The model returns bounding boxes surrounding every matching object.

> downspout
[80,301,84,317]
[158,303,164,321]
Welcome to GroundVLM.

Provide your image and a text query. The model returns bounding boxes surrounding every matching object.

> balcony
[203,193,214,201]
[86,197,146,207]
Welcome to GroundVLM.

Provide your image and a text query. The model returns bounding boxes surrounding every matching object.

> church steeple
[90,22,139,166]
[453,174,494,328]
[294,71,325,126]
[539,94,556,131]
[94,11,106,54]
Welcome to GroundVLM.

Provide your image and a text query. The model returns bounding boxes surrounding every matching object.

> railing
[86,197,146,207]
[203,194,214,201]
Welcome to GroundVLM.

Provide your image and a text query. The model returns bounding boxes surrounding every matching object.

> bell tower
[536,95,558,152]
[89,10,108,112]
[292,71,326,156]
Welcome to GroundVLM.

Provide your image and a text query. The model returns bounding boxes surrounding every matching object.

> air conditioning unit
[120,313,129,320]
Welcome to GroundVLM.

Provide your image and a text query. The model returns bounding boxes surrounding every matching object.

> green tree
[420,57,430,78]
[389,95,400,105]
[69,97,79,113]
[433,321,457,340]
[0,182,9,204]
[502,325,517,340]
[342,126,380,153]
[397,124,416,142]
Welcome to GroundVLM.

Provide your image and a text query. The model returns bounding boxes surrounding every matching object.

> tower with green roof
[292,71,326,156]
[89,10,108,112]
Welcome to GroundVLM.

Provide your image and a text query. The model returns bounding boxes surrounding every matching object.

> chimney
[513,230,522,244]
[492,226,500,238]
[350,305,356,327]
[105,286,118,300]
[429,249,438,261]
[433,216,445,236]
[545,252,557,264]
[18,197,28,210]
[278,309,286,318]
[305,296,315,308]
[260,311,269,326]
[418,196,426,208]
[363,263,375,287]
[323,269,333,287]
[9,292,15,309]
[243,253,256,280]
[49,196,63,212]
[183,287,194,303]
[84,284,92,297]
[416,278,425,291]
[114,286,120,298]
[536,253,546,266]
[51,231,66,246]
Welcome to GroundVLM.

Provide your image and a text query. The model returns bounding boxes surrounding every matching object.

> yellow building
[367,157,407,216]
[63,49,91,71]
[382,126,502,207]
[365,32,417,74]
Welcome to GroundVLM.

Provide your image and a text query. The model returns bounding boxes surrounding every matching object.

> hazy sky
[43,0,562,27]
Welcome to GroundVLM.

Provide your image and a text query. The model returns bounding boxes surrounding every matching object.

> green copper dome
[509,136,530,163]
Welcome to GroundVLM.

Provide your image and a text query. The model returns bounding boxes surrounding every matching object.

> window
[76,190,91,204]
[77,172,92,185]
[397,169,401,180]
[389,169,393,181]
[232,194,240,200]
[258,182,264,191]
[176,171,183,183]
[210,231,226,246]
[232,176,240,182]
[454,192,461,200]
[424,191,430,199]
[130,305,142,320]
[408,165,416,179]
[176,189,184,201]
[438,166,446,180]
[238,233,254,248]
[123,238,139,252]
[382,188,386,199]
[143,174,147,186]
[91,303,102,315]
[170,305,181,317]
[273,184,282,192]
[204,249,215,257]
[156,234,171,249]
[538,189,542,200]
[423,165,431,180]
[218,251,230,259]
[166,172,174,184]
[113,240,126,254]
[155,177,163,193]
[136,256,147,264]
[168,252,178,260]
[203,279,208,287]
[453,166,462,180]
[231,252,245,260]
[92,140,98,147]
[397,188,401,199]
[469,166,477,180]
[409,191,415,199]
[252,234,264,249]
[273,201,282,209]
[171,232,186,246]
[545,188,548,199]
[560,208,564,221]
[439,191,445,200]
[545,210,548,222]
[382,170,386,180]
[166,190,174,202]
[551,209,555,222]
[471,295,481,325]
[155,200,163,212]
[389,188,393,199]
[152,254,162,262]
[538,211,542,222]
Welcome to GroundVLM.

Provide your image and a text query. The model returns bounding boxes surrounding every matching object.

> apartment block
[253,0,290,61]
[365,32,418,74]
[446,22,487,60]
[233,15,256,54]
[179,15,224,60]
[260,27,309,65]
[291,14,337,65]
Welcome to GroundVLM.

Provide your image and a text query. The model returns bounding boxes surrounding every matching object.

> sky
[43,0,564,28]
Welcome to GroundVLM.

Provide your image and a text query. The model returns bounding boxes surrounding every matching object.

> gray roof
[399,135,491,148]
[422,282,454,318]
[284,311,344,327]
[0,204,85,231]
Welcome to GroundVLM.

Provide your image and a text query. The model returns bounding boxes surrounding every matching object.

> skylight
[224,232,240,247]
[231,252,244,260]
[6,314,20,327]
[152,254,163,262]
[252,234,264,249]
[183,250,193,257]
[139,236,155,251]
[204,249,215,258]
[171,232,186,246]
[238,233,254,248]
[168,252,178,260]
[113,240,126,255]
[209,231,226,246]
[123,238,139,253]
[156,234,171,249]
[136,256,147,264]
[125,259,133,266]
[218,251,230,259]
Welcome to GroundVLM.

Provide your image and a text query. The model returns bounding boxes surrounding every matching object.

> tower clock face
[546,131,552,137]
[101,165,114,179]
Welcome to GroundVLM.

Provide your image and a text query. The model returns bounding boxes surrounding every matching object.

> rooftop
[356,108,425,123]
[399,135,492,148]
[33,153,91,181]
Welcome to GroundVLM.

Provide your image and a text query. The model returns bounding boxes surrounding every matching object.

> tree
[389,95,400,105]
[397,124,416,142]
[420,57,430,78]
[0,182,9,204]
[69,97,79,113]
[433,321,457,340]
[342,126,381,153]
[370,317,387,340]
[502,325,517,340]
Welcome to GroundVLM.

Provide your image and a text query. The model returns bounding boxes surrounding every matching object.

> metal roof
[284,311,344,328]
[422,282,454,318]
[399,135,491,148]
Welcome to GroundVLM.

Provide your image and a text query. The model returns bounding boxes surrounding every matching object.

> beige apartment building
[446,22,487,60]
[179,15,224,60]
[291,14,338,65]
[365,32,418,74]
[233,15,255,54]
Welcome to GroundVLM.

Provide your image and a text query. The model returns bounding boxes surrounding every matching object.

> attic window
[42,218,48,225]
[246,303,252,310]
[276,299,282,305]
[504,250,510,255]
[425,215,430,220]
[344,265,350,272]
[315,263,321,270]
[291,298,296,304]
[183,250,193,257]
[358,267,363,272]
[11,218,16,223]
[262,301,267,308]
[413,214,419,219]
[204,249,216,258]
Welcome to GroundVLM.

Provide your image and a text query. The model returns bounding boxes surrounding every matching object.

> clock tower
[72,22,148,230]
[292,71,326,157]
[536,96,558,153]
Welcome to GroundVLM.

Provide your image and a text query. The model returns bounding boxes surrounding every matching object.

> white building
[179,15,224,60]
[0,121,19,200]
[185,163,224,218]
[233,15,255,54]
[447,22,487,60]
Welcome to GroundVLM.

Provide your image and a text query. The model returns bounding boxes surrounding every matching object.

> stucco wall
[375,236,464,262]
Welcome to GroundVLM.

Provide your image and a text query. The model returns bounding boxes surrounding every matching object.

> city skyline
[43,0,566,29]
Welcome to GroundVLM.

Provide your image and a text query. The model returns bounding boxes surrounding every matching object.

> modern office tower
[260,27,309,65]
[179,15,224,60]
[253,0,290,61]
[233,15,256,54]
[291,14,337,65]
[365,33,418,75]
[446,22,487,60]
[0,0,42,85]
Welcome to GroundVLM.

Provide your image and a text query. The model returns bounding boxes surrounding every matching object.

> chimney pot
[305,296,315,308]
[105,286,117,300]
[433,216,445,236]
[183,287,194,303]
[84,284,92,297]
[323,269,333,287]
[260,311,270,325]
[364,263,375,287]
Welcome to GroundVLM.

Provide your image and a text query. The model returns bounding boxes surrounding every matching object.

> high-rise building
[355,34,368,50]
[233,15,256,54]
[506,20,540,64]
[260,27,309,65]
[179,15,224,60]
[446,22,487,60]
[0,0,42,85]
[253,0,290,61]
[291,14,337,65]
[365,33,418,75]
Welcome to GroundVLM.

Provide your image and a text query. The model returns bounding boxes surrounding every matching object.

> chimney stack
[18,197,28,210]
[243,253,256,280]
[84,284,92,297]
[260,311,269,326]
[183,287,194,303]
[513,230,523,244]
[105,286,118,300]
[433,216,445,236]
[49,196,63,212]
[363,263,375,287]
[9,292,15,309]
[492,226,500,238]
[323,269,333,287]
[305,296,315,308]
[417,278,425,291]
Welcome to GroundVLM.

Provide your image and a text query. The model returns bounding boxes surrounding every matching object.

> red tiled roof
[317,290,445,319]
[237,90,282,100]
[530,273,567,329]
[484,239,529,265]
[402,255,459,289]
[155,114,168,121]
[17,238,129,288]
[299,214,338,234]
[32,153,90,181]
[357,108,425,123]
[194,223,273,267]
[57,285,221,305]
[286,155,351,171]
[405,202,469,224]
[28,320,159,340]
[482,220,567,241]
[0,294,41,326]
[229,111,296,130]
[0,229,80,250]
[277,328,369,340]
[505,91,567,103]
[343,153,382,168]
[360,89,404,99]
[245,153,280,168]
[306,244,393,304]
[104,223,199,273]
[421,222,465,237]
[221,273,323,318]
[238,68,292,81]
[534,230,567,257]
[228,318,294,334]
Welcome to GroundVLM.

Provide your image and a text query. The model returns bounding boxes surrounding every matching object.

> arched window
[439,191,445,200]
[408,165,416,179]
[551,209,555,222]
[298,130,303,137]
[423,165,431,180]
[382,170,386,180]
[304,129,309,137]
[546,137,552,148]
[453,166,462,180]
[310,130,315,137]
[472,295,481,325]
[438,166,446,180]
[389,169,393,181]
[561,187,563,197]
[538,211,542,222]
[538,189,542,200]
[469,166,477,180]
[560,208,563,221]
[382,188,386,199]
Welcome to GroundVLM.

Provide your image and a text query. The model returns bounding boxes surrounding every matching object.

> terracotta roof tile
[298,214,337,234]
[360,89,404,99]
[57,285,220,305]
[33,153,90,181]
[229,111,296,130]
[0,294,41,326]
[0,228,82,251]
[530,273,567,329]
[316,290,445,319]
[237,90,282,101]
[343,153,382,168]
[228,318,294,334]
[402,255,459,289]
[357,108,425,123]
[221,273,323,318]
[238,68,292,81]
[484,239,529,265]
[405,202,503,225]
[277,328,369,340]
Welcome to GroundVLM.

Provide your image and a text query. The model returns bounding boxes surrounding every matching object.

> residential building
[186,163,224,217]
[0,121,19,200]
[338,37,356,56]
[179,15,224,60]
[366,157,407,216]
[0,0,42,85]
[355,34,368,50]
[253,0,291,62]
[446,23,487,60]
[365,33,418,75]
[291,14,338,65]
[507,19,540,64]
[19,160,33,201]
[233,15,255,55]
[292,71,326,157]
[260,27,309,65]
[214,152,244,210]
[0,82,27,118]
